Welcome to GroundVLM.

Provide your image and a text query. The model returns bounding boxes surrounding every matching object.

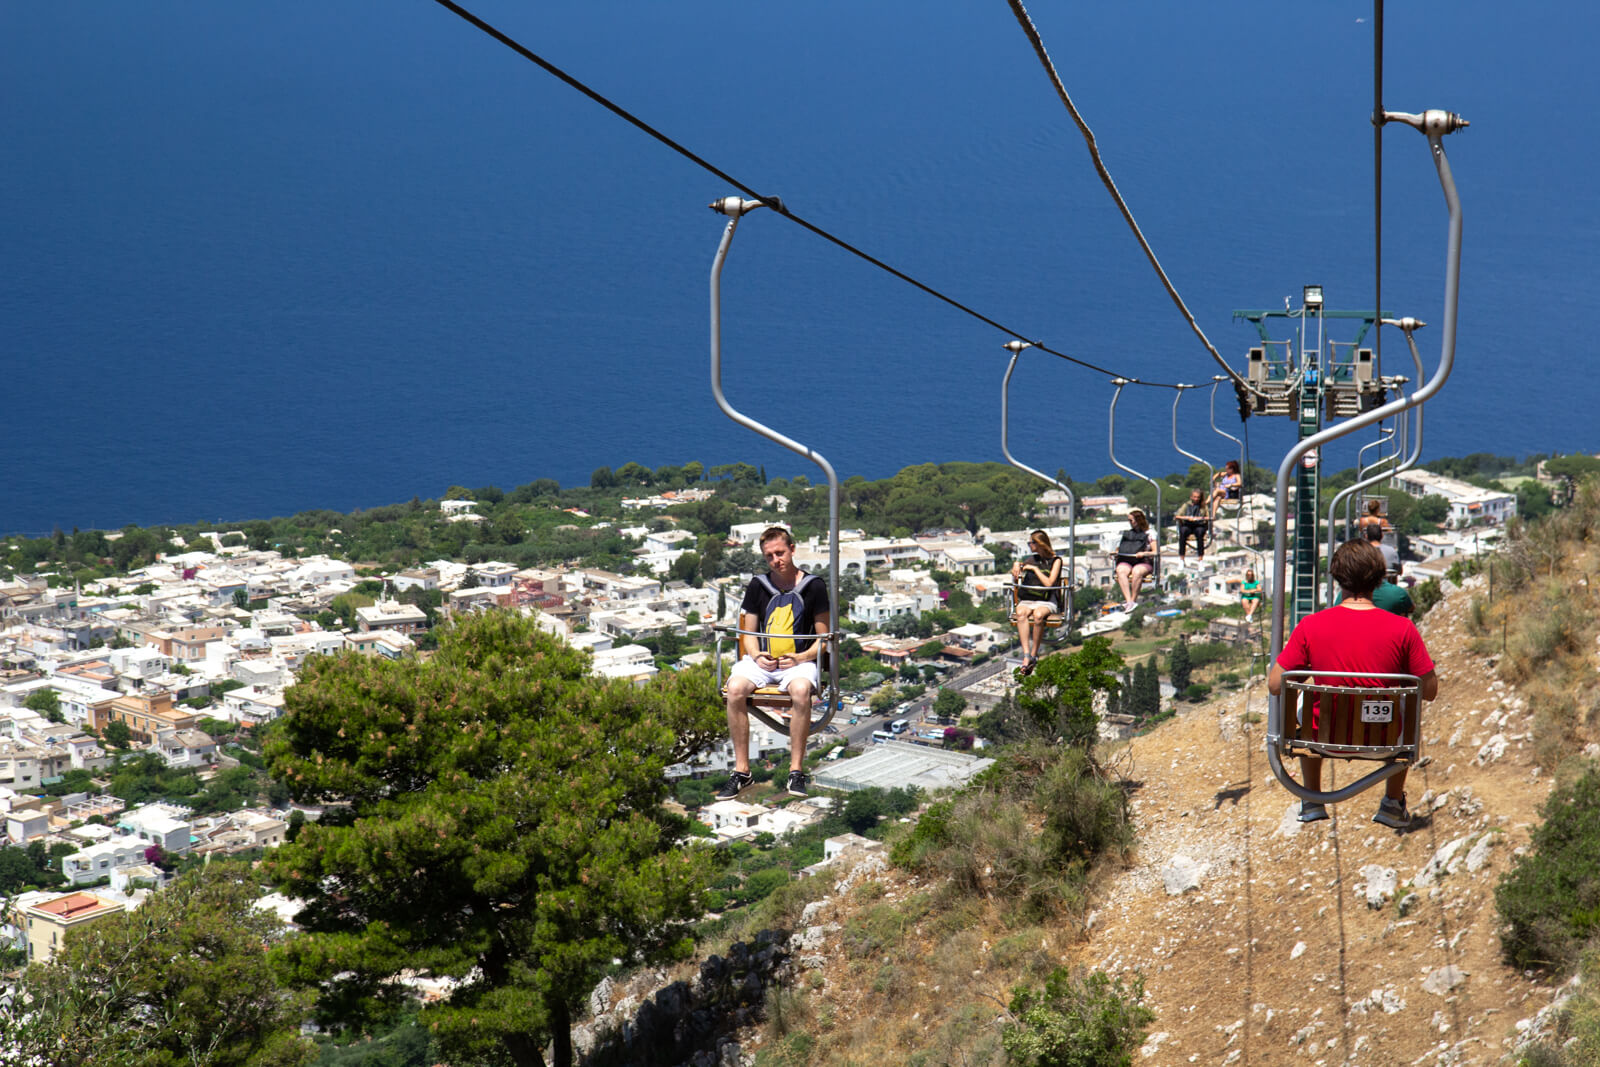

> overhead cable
[1373,0,1385,374]
[1002,0,1259,398]
[426,0,1183,389]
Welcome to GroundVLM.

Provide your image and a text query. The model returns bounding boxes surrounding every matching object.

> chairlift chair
[1269,670,1423,802]
[712,622,842,737]
[706,194,841,739]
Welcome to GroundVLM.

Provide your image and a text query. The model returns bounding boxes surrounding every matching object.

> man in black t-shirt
[718,526,831,800]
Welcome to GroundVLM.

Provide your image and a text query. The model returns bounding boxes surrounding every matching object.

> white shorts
[729,658,819,692]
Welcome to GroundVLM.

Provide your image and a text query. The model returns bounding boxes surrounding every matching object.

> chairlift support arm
[1001,341,1075,619]
[708,196,840,736]
[1266,108,1466,805]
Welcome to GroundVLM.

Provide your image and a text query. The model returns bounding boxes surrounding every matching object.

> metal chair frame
[713,623,842,735]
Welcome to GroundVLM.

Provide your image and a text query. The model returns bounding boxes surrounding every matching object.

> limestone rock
[1465,833,1498,873]
[1358,864,1398,908]
[1422,965,1467,995]
[588,975,615,1018]
[1275,801,1303,837]
[1474,733,1509,766]
[1414,836,1471,888]
[1162,854,1205,895]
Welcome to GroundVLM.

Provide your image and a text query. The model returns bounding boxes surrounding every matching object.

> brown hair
[1127,508,1149,532]
[1224,460,1241,474]
[1329,540,1387,599]
[1029,530,1055,558]
[758,526,795,550]
[1245,568,1256,581]
[1366,499,1382,516]
[1363,522,1386,542]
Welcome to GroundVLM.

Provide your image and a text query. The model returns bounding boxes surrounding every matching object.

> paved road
[822,656,1011,749]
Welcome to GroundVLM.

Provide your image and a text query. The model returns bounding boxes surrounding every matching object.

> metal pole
[1109,379,1162,585]
[708,196,839,720]
[1267,110,1466,803]
[1001,341,1075,620]
[1210,375,1248,551]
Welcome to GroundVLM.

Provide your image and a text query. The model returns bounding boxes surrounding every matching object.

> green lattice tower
[1291,354,1324,626]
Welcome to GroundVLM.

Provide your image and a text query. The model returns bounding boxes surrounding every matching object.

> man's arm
[1420,668,1439,701]
[737,611,765,663]
[1267,661,1284,695]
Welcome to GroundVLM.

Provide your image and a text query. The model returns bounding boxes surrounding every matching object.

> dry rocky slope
[586,573,1573,1066]
[1085,570,1563,1066]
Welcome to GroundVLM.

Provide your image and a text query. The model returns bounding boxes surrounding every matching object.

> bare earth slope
[1092,573,1561,1066]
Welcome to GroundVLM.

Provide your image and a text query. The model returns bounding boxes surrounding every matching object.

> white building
[1390,470,1516,527]
[849,593,920,627]
[118,804,192,855]
[62,834,152,886]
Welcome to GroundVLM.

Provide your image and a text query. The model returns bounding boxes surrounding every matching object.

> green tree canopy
[1,865,313,1066]
[265,612,726,1067]
[22,688,62,724]
[933,687,968,720]
[1011,637,1125,747]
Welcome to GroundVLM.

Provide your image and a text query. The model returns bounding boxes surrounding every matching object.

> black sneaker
[1298,801,1329,823]
[1373,794,1411,829]
[715,771,753,800]
[786,771,808,798]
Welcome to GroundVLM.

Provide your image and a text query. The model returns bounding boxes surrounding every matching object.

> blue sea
[3,2,1595,536]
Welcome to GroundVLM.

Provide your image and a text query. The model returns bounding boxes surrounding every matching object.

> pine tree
[266,612,726,1067]
[1168,638,1192,696]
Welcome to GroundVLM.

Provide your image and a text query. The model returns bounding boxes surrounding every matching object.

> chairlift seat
[1277,672,1421,764]
[1009,579,1069,630]
[713,623,839,737]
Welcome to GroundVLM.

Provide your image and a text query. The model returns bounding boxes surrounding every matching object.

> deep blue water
[4,2,1595,535]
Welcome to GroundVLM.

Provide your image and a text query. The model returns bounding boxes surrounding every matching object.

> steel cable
[1001,0,1260,399]
[426,0,1182,389]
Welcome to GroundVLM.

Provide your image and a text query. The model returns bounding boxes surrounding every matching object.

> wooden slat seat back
[1281,673,1421,762]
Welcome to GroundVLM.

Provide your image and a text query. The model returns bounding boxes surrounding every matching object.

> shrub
[1496,767,1600,971]
[1412,578,1443,619]
[1002,968,1155,1067]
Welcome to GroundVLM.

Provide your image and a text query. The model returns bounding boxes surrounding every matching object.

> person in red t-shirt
[1268,539,1439,828]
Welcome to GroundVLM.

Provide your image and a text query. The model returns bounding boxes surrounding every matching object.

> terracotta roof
[34,892,115,920]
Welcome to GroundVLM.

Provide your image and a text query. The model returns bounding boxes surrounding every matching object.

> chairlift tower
[1234,287,1388,626]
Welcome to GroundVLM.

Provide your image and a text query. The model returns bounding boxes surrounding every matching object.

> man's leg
[785,676,812,773]
[725,677,755,774]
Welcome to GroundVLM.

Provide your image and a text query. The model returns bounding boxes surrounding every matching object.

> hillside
[582,571,1575,1066]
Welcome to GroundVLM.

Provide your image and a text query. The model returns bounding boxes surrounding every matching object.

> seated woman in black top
[1010,530,1063,675]
[1111,508,1156,611]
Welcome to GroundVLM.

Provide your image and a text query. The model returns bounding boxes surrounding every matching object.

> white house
[849,593,920,627]
[1390,470,1516,527]
[62,834,152,886]
[118,804,192,855]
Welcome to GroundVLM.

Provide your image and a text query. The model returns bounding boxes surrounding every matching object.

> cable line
[426,0,1190,389]
[1373,0,1385,383]
[1002,0,1258,399]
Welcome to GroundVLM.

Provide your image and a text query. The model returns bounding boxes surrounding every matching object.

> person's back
[1284,601,1427,680]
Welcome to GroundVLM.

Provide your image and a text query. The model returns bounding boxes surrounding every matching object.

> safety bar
[1267,108,1463,802]
[1109,379,1161,577]
[712,624,842,736]
[708,196,839,733]
[1209,375,1249,548]
[1341,423,1397,547]
[1001,341,1075,621]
